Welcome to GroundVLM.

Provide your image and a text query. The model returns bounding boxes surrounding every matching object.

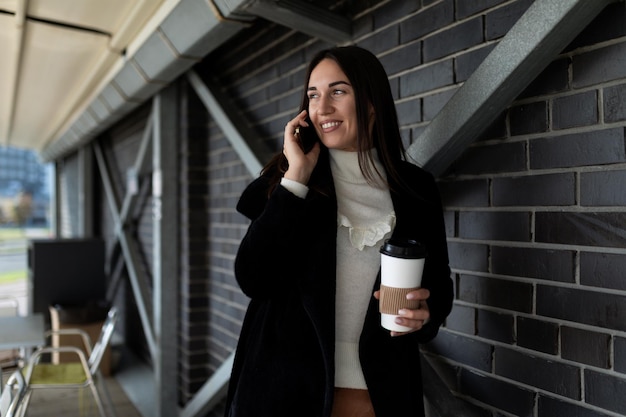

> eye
[332,89,346,96]
[308,92,319,100]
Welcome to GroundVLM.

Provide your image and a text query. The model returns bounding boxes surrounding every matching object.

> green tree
[13,191,33,228]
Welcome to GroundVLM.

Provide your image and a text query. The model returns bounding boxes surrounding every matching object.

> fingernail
[398,309,408,316]
[406,293,416,300]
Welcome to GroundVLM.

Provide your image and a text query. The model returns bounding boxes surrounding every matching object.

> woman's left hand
[373,288,431,337]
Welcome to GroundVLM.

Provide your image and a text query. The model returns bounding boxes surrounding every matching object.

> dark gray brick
[493,173,576,207]
[455,44,496,82]
[519,58,571,99]
[352,13,373,39]
[491,246,575,283]
[423,17,484,62]
[357,25,399,55]
[371,0,422,29]
[485,0,533,41]
[400,0,454,43]
[450,141,527,175]
[388,76,400,100]
[446,241,488,272]
[423,88,457,120]
[456,0,503,19]
[616,337,626,374]
[477,309,514,343]
[517,317,559,355]
[496,347,581,399]
[538,395,613,417]
[459,275,533,313]
[395,98,422,125]
[604,83,626,123]
[580,252,626,291]
[536,212,626,248]
[446,303,476,335]
[459,369,534,417]
[553,90,598,130]
[510,101,548,135]
[477,112,507,141]
[581,170,626,206]
[438,179,490,208]
[530,128,626,169]
[442,210,455,238]
[573,42,626,88]
[585,370,626,415]
[424,330,493,371]
[379,42,422,76]
[458,211,531,242]
[561,326,610,369]
[537,285,626,332]
[566,2,626,51]
[400,60,454,97]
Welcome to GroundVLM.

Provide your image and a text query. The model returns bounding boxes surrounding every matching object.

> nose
[316,95,334,115]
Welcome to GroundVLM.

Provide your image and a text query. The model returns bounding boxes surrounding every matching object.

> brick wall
[105,0,626,414]
[427,1,626,416]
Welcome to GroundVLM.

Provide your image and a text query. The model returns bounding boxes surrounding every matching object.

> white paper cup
[379,239,427,332]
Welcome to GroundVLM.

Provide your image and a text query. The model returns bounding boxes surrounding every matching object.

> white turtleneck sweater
[280,149,395,389]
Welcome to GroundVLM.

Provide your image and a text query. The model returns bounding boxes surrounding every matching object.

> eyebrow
[307,81,351,91]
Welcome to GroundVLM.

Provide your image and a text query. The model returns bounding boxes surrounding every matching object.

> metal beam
[180,353,235,417]
[93,139,157,355]
[408,0,619,177]
[78,146,94,237]
[187,70,272,176]
[242,0,351,45]
[152,86,180,417]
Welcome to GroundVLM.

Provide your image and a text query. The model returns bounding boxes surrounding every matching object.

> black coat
[226,152,453,417]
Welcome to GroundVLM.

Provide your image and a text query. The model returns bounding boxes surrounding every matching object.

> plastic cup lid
[379,238,427,259]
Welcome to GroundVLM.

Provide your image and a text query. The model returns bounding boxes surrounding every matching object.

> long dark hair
[263,45,408,193]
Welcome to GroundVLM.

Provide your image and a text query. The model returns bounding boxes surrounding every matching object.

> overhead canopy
[0,0,164,150]
[0,0,351,161]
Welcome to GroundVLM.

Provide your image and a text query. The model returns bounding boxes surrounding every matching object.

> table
[0,313,45,351]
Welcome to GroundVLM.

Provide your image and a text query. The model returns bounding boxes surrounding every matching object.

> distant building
[0,146,50,225]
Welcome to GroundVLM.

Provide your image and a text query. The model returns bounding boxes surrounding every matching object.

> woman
[226,45,453,417]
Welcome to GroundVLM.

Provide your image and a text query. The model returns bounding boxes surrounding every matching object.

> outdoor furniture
[0,313,45,368]
[21,307,118,417]
[0,369,26,417]
[0,296,22,371]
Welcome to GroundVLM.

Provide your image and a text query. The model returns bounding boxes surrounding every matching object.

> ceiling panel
[10,21,109,148]
[0,0,17,12]
[0,14,18,143]
[1,0,254,156]
[26,0,152,34]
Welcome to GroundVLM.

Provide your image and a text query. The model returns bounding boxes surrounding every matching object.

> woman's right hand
[283,110,321,184]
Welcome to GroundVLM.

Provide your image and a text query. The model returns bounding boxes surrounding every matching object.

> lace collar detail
[338,212,396,251]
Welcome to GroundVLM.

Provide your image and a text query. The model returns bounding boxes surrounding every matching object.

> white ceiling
[0,0,166,151]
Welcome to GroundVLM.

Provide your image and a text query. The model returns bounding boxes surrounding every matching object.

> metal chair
[0,369,26,417]
[21,307,118,417]
[0,296,22,372]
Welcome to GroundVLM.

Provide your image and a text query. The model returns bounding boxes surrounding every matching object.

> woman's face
[307,59,359,152]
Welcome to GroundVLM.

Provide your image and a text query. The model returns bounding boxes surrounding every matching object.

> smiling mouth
[321,121,341,129]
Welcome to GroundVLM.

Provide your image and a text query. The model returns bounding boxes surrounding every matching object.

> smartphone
[298,116,319,154]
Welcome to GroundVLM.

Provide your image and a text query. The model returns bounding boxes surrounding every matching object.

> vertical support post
[78,146,93,237]
[152,84,180,417]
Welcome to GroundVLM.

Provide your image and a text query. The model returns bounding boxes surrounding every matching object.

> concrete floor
[1,369,142,417]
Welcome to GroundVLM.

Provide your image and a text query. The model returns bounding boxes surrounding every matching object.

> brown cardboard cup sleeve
[379,285,420,314]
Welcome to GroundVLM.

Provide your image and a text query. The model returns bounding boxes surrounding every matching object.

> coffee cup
[379,238,427,332]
